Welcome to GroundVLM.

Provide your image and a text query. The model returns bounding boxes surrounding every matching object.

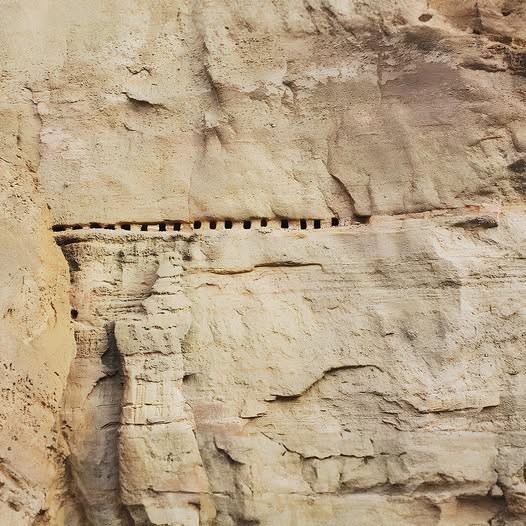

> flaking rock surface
[3,0,524,224]
[0,56,75,525]
[1,1,526,525]
[55,215,526,525]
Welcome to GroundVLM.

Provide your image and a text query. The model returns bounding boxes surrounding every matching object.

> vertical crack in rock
[324,119,361,218]
[63,324,133,526]
[58,246,134,526]
[115,257,215,525]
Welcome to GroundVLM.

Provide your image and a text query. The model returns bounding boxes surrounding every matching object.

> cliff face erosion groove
[1,0,526,525]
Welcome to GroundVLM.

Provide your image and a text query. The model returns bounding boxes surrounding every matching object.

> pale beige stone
[0,55,75,526]
[1,1,526,525]
[52,210,526,524]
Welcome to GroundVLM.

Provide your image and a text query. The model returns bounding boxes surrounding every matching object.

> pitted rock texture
[1,0,523,224]
[1,1,526,525]
[0,88,75,524]
[54,209,526,525]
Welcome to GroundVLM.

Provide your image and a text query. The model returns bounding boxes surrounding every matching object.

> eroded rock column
[116,258,214,525]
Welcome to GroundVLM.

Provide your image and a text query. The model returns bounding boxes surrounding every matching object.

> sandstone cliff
[0,70,76,524]
[1,1,526,525]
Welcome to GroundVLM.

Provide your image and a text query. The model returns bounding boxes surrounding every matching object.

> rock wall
[21,0,526,225]
[1,0,526,525]
[53,211,526,525]
[0,49,76,526]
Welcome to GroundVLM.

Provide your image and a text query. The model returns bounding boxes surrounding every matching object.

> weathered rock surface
[53,208,526,525]
[2,0,522,225]
[0,77,75,525]
[1,1,526,525]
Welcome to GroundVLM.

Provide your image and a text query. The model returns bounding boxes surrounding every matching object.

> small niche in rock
[210,221,217,230]
[159,223,166,231]
[90,223,102,229]
[52,225,66,232]
[141,224,148,231]
[193,220,202,229]
[331,217,340,227]
[120,224,131,230]
[260,218,268,227]
[243,220,251,229]
[174,223,181,231]
[300,219,307,230]
[72,225,83,230]
[104,224,115,230]
[509,158,526,173]
[418,13,433,22]
[313,219,321,229]
[225,220,233,229]
[281,219,289,229]
[71,309,78,320]
[355,215,371,224]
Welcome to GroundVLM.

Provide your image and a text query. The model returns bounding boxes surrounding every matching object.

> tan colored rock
[53,208,526,524]
[1,1,526,525]
[0,1,518,224]
[0,92,75,525]
[116,259,214,525]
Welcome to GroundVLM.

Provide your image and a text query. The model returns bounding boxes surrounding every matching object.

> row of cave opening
[53,217,349,232]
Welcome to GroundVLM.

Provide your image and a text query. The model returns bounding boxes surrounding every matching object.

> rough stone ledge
[52,202,506,242]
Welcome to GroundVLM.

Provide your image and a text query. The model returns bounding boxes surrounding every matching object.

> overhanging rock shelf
[51,203,503,234]
[52,216,370,233]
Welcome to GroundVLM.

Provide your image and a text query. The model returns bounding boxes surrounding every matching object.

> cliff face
[54,214,526,526]
[0,66,75,524]
[24,0,526,224]
[1,1,526,525]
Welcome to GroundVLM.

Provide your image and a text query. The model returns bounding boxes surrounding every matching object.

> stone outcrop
[1,1,526,525]
[12,0,524,226]
[0,74,75,525]
[53,206,526,525]
[116,260,214,524]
